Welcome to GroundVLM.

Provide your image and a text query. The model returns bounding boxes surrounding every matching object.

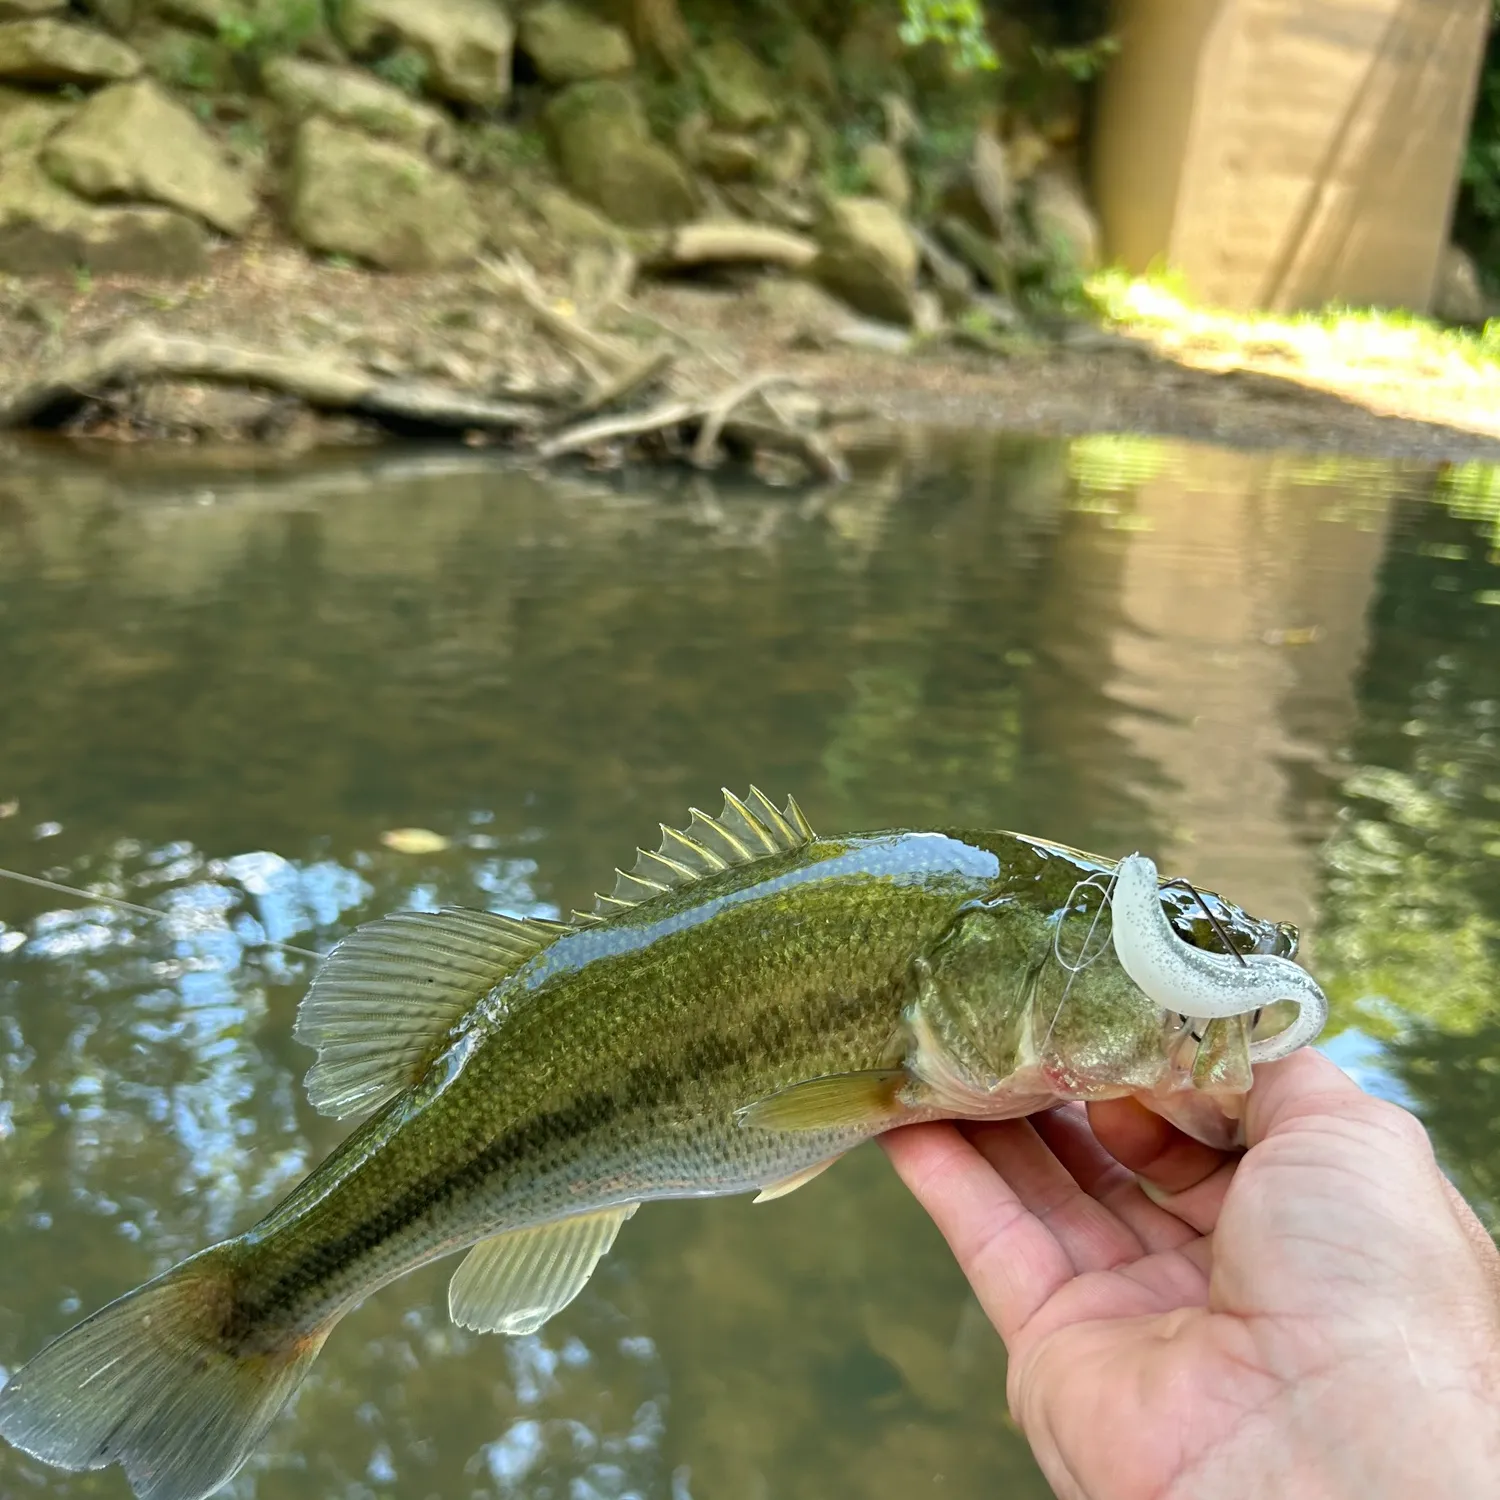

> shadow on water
[0,430,1498,1499]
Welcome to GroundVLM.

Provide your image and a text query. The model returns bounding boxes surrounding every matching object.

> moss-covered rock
[288,116,480,270]
[0,149,206,275]
[695,37,776,131]
[0,17,141,83]
[0,0,68,17]
[1028,167,1099,273]
[781,28,837,105]
[858,141,911,213]
[812,194,917,325]
[543,79,697,229]
[517,0,632,85]
[42,79,257,236]
[134,22,239,94]
[263,54,455,160]
[0,83,72,154]
[337,0,514,107]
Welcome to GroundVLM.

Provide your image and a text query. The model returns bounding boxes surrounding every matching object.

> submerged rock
[337,0,514,107]
[42,79,257,236]
[812,194,917,326]
[263,54,455,160]
[0,0,68,17]
[517,0,632,84]
[543,79,697,229]
[0,150,206,275]
[696,37,777,131]
[0,17,141,83]
[288,116,480,271]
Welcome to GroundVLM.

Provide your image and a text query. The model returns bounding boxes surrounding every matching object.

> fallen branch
[481,254,638,380]
[565,346,675,421]
[690,370,797,468]
[721,414,850,484]
[651,221,819,274]
[536,397,702,460]
[0,325,546,432]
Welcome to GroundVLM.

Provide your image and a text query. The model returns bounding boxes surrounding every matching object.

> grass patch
[1084,268,1500,437]
[1089,267,1500,376]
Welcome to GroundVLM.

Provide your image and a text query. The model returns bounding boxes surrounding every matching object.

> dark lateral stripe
[241,981,897,1320]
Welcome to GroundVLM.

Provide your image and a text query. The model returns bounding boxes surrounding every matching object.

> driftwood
[0,325,548,432]
[0,256,850,486]
[650,221,819,274]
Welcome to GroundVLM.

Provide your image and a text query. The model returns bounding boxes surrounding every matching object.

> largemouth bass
[0,789,1322,1500]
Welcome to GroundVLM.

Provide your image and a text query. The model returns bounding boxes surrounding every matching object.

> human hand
[882,1050,1500,1500]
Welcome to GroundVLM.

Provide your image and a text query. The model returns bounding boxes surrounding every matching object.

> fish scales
[235,833,998,1333]
[0,793,1321,1500]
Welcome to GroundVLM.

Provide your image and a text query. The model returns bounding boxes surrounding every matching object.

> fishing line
[0,865,325,961]
[1041,868,1118,1055]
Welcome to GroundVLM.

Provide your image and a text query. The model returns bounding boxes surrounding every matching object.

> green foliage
[217,0,329,64]
[371,45,430,96]
[897,1,997,72]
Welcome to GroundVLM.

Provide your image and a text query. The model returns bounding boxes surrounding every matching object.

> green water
[1,430,1499,1500]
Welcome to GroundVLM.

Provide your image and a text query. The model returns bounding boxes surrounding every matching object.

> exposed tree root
[0,258,850,486]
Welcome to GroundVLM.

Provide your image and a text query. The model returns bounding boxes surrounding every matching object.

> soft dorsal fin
[573,786,815,923]
[295,908,575,1119]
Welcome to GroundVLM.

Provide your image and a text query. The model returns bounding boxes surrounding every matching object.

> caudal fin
[0,1247,329,1500]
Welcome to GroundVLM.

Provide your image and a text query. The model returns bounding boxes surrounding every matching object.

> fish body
[0,793,1313,1500]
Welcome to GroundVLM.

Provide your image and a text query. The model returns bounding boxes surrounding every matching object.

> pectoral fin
[448,1204,638,1336]
[753,1156,841,1203]
[734,1070,910,1133]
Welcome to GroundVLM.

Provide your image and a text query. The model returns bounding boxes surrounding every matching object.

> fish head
[904,860,1307,1148]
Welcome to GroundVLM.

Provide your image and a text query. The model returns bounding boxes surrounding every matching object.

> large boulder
[858,141,911,214]
[337,0,514,107]
[0,83,71,154]
[1433,243,1488,325]
[42,80,257,236]
[696,37,776,131]
[543,80,697,229]
[263,54,455,159]
[812,194,917,325]
[0,150,206,275]
[517,0,632,84]
[1029,167,1100,273]
[288,117,480,271]
[0,18,141,83]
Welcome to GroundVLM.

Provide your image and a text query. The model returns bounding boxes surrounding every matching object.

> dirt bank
[5,248,1499,465]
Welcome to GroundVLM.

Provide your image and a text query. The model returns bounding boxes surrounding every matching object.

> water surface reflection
[0,432,1497,1499]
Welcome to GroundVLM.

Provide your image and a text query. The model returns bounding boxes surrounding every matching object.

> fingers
[1030,1106,1203,1254]
[1242,1046,1369,1146]
[963,1116,1145,1271]
[881,1122,1076,1346]
[1087,1097,1238,1236]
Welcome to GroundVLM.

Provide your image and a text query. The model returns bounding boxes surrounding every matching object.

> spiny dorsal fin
[574,786,815,923]
[295,908,575,1119]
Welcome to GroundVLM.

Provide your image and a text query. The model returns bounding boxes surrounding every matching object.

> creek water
[1,429,1498,1500]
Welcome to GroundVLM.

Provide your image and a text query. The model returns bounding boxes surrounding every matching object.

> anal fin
[753,1156,841,1203]
[448,1204,638,1337]
[734,1070,910,1133]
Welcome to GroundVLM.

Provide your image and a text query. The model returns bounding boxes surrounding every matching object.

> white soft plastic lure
[1111,852,1328,1063]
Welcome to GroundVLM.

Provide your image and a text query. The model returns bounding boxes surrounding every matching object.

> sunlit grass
[1084,268,1500,436]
